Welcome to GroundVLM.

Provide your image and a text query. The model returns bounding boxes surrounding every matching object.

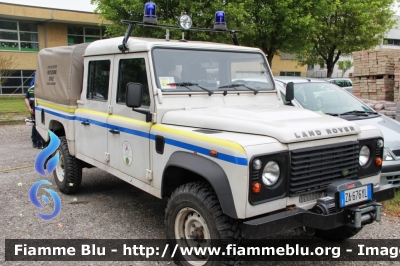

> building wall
[271,54,307,77]
[0,3,103,94]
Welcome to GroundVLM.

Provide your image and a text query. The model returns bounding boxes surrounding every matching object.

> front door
[107,54,152,184]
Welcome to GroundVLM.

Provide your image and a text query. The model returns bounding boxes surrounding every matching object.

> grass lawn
[382,188,400,217]
[0,97,29,123]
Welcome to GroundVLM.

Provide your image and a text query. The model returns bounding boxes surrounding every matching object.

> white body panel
[34,35,384,220]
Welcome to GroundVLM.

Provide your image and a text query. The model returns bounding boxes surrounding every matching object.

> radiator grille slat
[289,142,359,196]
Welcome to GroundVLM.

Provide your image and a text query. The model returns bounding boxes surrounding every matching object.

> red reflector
[346,183,355,189]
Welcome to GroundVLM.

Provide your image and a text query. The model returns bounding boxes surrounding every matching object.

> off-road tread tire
[54,136,82,194]
[315,225,362,241]
[165,182,241,266]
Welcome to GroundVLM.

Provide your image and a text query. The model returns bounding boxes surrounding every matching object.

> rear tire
[165,182,241,265]
[53,136,82,194]
[315,225,362,241]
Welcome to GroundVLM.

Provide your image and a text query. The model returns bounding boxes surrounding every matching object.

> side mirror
[285,82,294,102]
[126,83,143,108]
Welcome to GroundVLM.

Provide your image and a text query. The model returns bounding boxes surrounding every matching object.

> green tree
[337,59,353,77]
[295,0,396,77]
[241,0,322,66]
[91,0,251,44]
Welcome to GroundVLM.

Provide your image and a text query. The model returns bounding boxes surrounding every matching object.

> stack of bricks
[352,49,400,102]
[361,99,397,119]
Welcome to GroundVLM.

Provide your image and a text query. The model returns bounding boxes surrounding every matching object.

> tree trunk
[266,53,274,68]
[326,57,334,78]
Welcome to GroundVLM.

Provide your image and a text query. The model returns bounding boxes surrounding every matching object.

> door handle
[109,129,120,134]
[81,121,90,125]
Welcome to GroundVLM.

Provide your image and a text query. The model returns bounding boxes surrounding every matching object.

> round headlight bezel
[262,161,280,187]
[359,145,371,166]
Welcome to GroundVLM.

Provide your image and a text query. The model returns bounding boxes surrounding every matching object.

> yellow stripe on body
[108,114,151,127]
[36,100,76,113]
[153,124,246,154]
[75,108,109,118]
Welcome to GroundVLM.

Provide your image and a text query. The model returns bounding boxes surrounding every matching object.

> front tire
[315,225,362,241]
[53,136,82,194]
[165,182,241,266]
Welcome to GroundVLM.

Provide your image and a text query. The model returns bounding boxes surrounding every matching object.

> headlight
[262,161,280,186]
[383,148,393,161]
[359,145,371,166]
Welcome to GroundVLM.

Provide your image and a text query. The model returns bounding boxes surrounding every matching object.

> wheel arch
[49,120,66,137]
[162,151,238,219]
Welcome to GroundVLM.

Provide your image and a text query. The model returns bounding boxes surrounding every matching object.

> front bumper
[381,160,400,188]
[241,184,395,239]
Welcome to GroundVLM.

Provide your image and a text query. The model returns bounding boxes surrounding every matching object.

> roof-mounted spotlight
[143,2,158,24]
[213,11,227,31]
[179,14,193,30]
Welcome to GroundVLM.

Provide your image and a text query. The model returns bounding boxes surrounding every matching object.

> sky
[0,0,97,12]
[0,0,399,15]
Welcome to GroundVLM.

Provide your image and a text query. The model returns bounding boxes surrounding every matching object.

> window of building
[280,71,301,77]
[0,70,35,94]
[87,60,111,101]
[307,64,314,70]
[68,26,105,45]
[384,39,400,45]
[117,58,150,106]
[0,20,39,51]
[280,53,296,60]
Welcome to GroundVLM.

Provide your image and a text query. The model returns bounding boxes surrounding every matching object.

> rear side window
[87,60,110,101]
[117,58,150,106]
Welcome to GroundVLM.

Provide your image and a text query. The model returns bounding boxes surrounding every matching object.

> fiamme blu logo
[29,130,62,220]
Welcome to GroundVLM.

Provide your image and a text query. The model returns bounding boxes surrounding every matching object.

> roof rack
[118,20,242,52]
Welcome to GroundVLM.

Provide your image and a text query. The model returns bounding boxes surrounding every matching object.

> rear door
[75,56,113,163]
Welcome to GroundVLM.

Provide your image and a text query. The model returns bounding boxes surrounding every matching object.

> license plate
[339,184,372,207]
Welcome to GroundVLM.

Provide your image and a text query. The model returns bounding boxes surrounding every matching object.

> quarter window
[117,58,150,106]
[87,60,110,101]
[0,20,39,51]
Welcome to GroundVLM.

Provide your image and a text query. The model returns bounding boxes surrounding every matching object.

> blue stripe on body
[37,107,248,166]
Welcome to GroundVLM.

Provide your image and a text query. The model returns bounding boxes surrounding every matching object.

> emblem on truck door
[122,141,133,166]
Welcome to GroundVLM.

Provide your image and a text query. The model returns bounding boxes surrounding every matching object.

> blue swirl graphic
[34,130,60,176]
[29,180,62,220]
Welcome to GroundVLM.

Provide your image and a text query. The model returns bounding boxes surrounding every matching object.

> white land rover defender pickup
[33,11,394,265]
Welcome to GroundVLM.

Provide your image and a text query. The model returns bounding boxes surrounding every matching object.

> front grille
[289,142,359,196]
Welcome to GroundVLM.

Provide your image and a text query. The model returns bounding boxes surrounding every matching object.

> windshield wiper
[337,110,369,116]
[218,83,259,94]
[168,82,214,96]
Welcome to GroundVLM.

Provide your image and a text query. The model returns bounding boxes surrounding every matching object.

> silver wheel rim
[55,151,65,182]
[174,207,211,265]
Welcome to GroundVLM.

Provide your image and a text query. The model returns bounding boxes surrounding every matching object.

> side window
[117,58,150,106]
[87,60,110,101]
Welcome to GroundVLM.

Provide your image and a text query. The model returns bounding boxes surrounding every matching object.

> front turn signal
[252,182,261,194]
[375,157,382,166]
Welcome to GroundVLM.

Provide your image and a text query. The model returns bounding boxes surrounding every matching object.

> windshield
[292,82,374,114]
[152,48,274,93]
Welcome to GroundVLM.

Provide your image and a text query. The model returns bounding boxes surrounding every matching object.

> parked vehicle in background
[325,78,353,93]
[275,76,400,188]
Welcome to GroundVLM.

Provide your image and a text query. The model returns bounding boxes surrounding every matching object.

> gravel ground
[1,124,399,266]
